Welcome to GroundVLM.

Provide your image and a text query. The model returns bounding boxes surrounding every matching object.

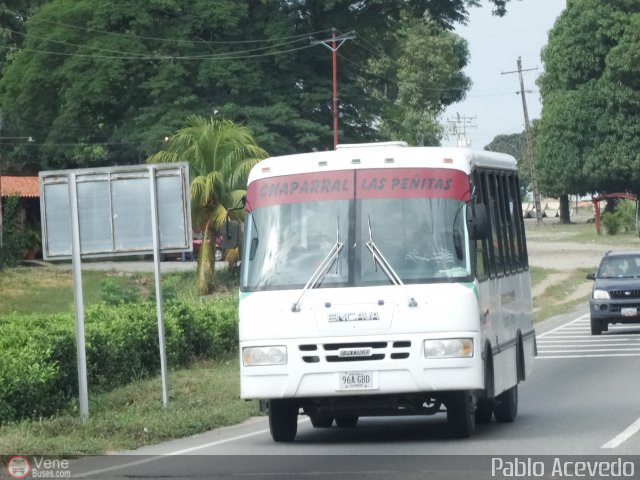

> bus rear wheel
[475,398,493,424]
[494,385,518,423]
[268,399,298,442]
[446,391,476,438]
[309,414,333,428]
[335,416,359,428]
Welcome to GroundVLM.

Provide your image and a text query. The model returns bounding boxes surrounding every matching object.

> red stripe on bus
[356,168,470,201]
[246,168,470,211]
[246,170,354,210]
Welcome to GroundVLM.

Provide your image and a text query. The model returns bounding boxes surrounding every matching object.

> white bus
[238,143,535,441]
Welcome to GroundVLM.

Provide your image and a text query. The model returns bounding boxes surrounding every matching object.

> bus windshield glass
[241,168,472,291]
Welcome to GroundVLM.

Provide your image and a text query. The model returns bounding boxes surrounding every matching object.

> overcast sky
[441,0,567,148]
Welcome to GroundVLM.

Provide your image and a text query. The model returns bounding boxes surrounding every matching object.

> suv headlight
[593,289,610,300]
[424,338,473,358]
[242,346,288,366]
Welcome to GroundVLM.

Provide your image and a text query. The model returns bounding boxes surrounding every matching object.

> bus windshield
[241,168,472,291]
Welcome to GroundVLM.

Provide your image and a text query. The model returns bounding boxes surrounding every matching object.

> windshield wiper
[365,217,418,308]
[291,223,344,313]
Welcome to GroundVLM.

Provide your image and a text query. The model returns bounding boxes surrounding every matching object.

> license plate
[621,307,638,317]
[338,371,377,390]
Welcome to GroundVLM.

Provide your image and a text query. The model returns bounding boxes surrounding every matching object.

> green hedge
[0,297,238,424]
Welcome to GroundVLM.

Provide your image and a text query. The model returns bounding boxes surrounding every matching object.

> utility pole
[311,29,355,149]
[448,113,477,147]
[502,57,542,223]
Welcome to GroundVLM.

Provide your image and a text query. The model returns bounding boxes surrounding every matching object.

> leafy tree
[367,16,471,145]
[148,115,267,294]
[0,1,45,70]
[0,195,26,268]
[485,132,528,192]
[0,0,511,171]
[536,0,640,211]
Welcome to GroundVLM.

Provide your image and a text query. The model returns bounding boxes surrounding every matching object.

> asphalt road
[67,305,640,480]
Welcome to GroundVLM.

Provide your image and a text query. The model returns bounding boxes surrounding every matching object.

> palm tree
[148,115,267,294]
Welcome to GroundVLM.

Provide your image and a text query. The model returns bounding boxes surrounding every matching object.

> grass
[531,266,592,322]
[0,267,149,316]
[525,218,640,322]
[525,218,640,245]
[0,357,260,456]
[0,268,207,317]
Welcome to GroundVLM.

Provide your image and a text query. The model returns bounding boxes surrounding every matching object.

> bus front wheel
[268,399,298,442]
[494,385,518,423]
[446,391,476,438]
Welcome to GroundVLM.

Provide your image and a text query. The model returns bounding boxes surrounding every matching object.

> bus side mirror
[249,237,259,261]
[466,203,489,240]
[222,218,240,249]
[221,196,246,250]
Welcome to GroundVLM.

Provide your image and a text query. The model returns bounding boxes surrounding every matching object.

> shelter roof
[0,176,39,198]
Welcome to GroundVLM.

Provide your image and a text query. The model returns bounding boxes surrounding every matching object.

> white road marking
[76,418,310,477]
[536,314,640,358]
[602,416,640,449]
[536,316,589,339]
[536,353,640,360]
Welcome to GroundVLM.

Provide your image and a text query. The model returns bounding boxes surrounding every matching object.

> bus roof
[247,145,517,184]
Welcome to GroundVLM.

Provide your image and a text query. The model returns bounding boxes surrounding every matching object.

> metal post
[149,166,169,407]
[310,29,355,150]
[331,30,338,150]
[68,173,90,421]
[516,57,543,224]
[502,58,542,223]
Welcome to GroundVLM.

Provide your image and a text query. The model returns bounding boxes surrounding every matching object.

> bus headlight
[424,338,473,358]
[592,289,610,299]
[243,346,288,366]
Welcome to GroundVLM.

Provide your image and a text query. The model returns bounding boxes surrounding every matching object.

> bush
[0,196,27,268]
[601,200,637,236]
[0,297,238,424]
[100,278,139,305]
[601,211,621,235]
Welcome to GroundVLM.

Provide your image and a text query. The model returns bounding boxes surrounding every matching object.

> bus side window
[474,239,488,281]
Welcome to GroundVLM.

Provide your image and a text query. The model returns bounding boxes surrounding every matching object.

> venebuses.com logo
[6,456,30,479]
[5,456,71,479]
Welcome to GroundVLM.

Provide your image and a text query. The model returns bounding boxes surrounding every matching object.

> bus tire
[446,391,476,438]
[335,416,359,428]
[310,414,333,428]
[268,399,298,442]
[476,346,494,423]
[475,399,493,424]
[494,385,518,423]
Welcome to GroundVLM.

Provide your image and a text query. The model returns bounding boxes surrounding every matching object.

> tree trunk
[558,194,572,224]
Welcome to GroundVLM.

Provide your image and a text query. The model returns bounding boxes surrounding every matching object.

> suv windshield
[597,255,640,278]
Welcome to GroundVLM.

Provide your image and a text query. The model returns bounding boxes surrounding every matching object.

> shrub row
[0,297,238,424]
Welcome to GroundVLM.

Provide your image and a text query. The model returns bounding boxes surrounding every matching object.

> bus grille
[298,341,411,363]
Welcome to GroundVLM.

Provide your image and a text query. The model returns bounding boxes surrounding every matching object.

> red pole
[332,30,338,150]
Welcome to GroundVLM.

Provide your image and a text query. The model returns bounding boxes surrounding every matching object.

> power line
[1,42,317,61]
[447,113,477,147]
[28,18,333,46]
[310,29,355,149]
